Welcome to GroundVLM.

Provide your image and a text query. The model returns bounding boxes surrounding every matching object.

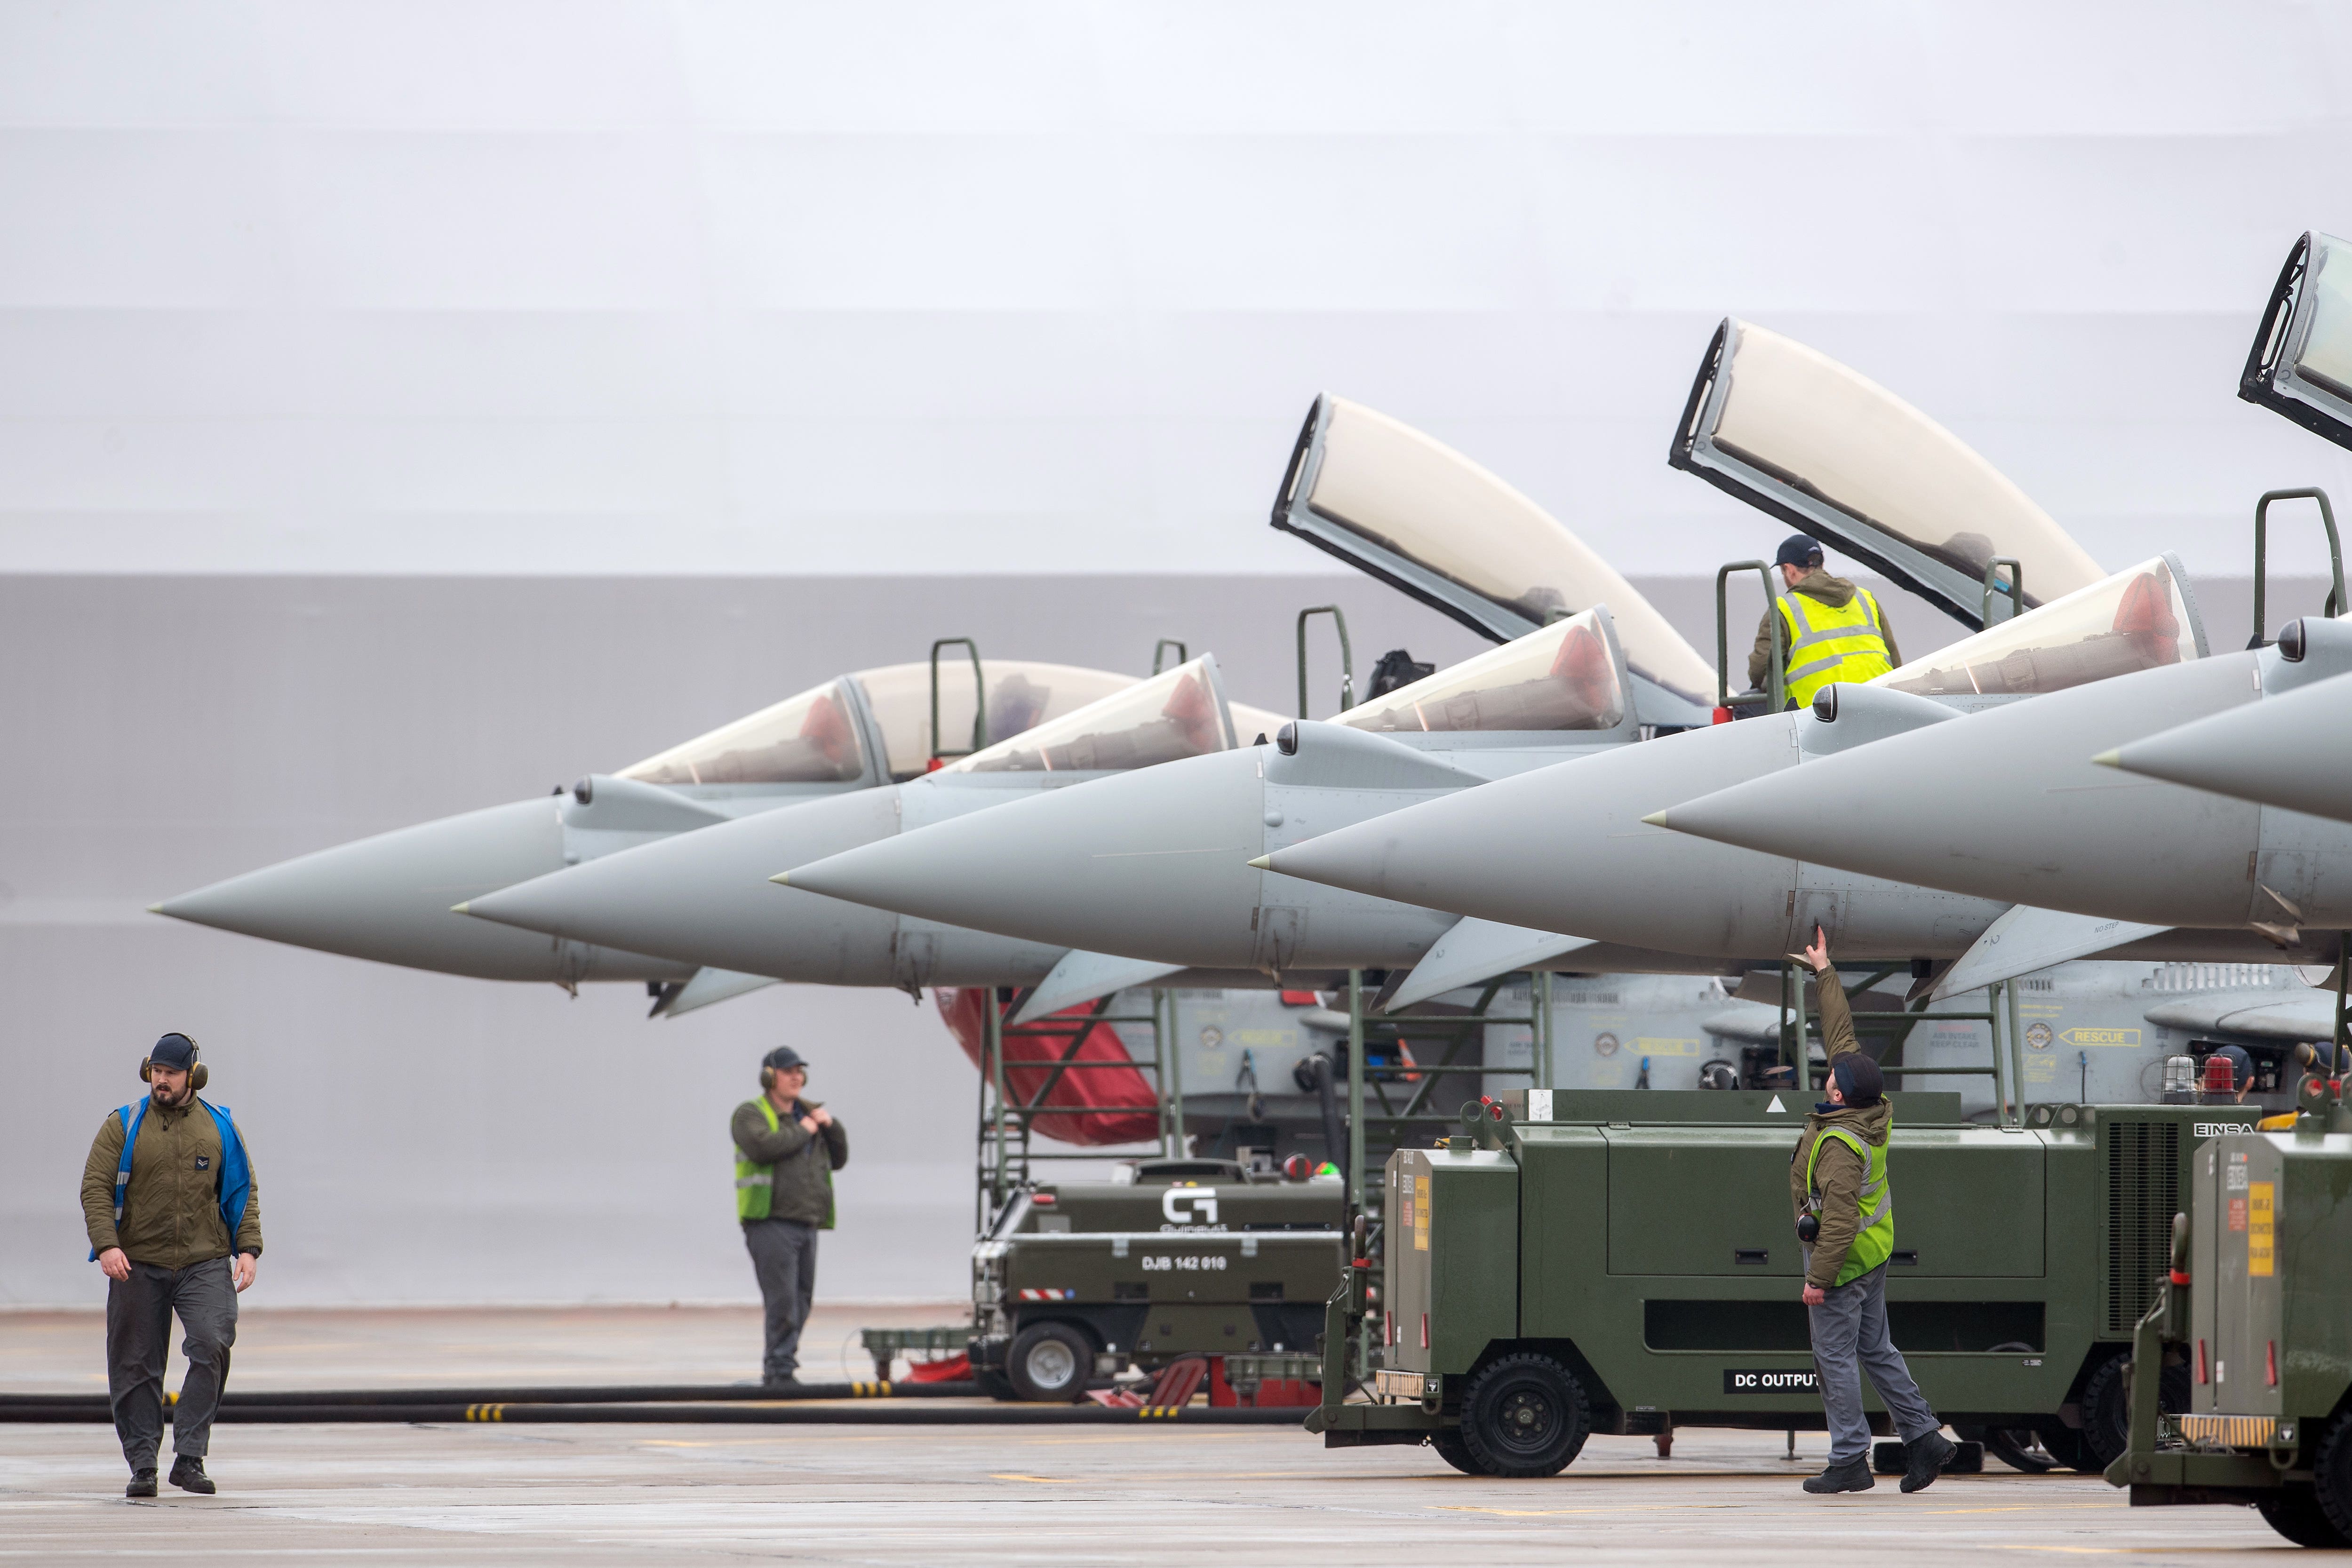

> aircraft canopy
[1674,318,2105,627]
[1874,554,2205,700]
[1334,606,1628,735]
[942,655,1240,774]
[849,661,1137,779]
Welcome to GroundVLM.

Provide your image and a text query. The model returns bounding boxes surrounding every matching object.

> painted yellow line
[1431,1504,1738,1517]
[990,1473,1083,1484]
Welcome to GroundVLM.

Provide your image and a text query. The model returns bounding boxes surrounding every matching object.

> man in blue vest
[733,1046,848,1387]
[1788,929,1954,1495]
[78,1033,262,1498]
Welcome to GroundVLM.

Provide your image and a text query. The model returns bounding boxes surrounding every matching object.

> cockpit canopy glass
[942,656,1236,774]
[849,661,1138,781]
[1687,319,2105,619]
[621,679,866,788]
[1333,607,1627,735]
[1292,397,1716,704]
[1874,555,2203,699]
[2291,234,2352,401]
[2243,231,2352,452]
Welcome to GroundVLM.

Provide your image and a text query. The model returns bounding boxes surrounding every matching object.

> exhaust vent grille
[2106,1119,2181,1333]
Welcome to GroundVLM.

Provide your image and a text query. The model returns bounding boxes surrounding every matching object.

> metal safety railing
[1295,605,1355,718]
[972,988,1178,1234]
[2250,487,2345,645]
[1714,560,1783,717]
[927,637,988,767]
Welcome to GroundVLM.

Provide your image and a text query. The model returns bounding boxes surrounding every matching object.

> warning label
[1723,1369,1820,1393]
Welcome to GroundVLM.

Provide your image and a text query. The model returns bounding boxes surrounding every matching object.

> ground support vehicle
[2106,1078,2352,1546]
[970,1162,1344,1401]
[1307,1089,2261,1477]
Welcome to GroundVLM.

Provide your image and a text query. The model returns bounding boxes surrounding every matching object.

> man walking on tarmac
[1789,929,1955,1495]
[1750,535,1901,708]
[734,1046,848,1387]
[79,1033,262,1498]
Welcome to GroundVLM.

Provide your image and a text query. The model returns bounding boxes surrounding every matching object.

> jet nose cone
[460,788,903,983]
[786,748,1268,968]
[156,797,587,979]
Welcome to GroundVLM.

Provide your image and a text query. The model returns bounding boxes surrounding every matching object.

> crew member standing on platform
[80,1033,262,1498]
[734,1046,848,1388]
[1750,535,1901,708]
[1788,928,1955,1495]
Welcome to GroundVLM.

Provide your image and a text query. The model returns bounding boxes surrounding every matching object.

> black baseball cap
[150,1033,198,1072]
[1831,1053,1884,1107]
[763,1046,807,1075]
[1776,534,1825,570]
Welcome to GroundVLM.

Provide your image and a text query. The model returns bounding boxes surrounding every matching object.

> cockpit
[1331,606,1630,736]
[619,661,1140,790]
[1873,555,2206,699]
[941,655,1247,774]
[1272,394,1717,725]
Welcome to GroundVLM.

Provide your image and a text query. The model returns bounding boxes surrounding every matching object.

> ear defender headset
[758,1048,805,1091]
[138,1033,207,1092]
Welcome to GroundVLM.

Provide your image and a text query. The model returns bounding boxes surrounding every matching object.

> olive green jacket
[732,1097,849,1227]
[80,1095,264,1269]
[1749,571,1904,695]
[1786,967,1891,1289]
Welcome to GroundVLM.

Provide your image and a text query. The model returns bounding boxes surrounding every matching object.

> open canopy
[1332,605,1633,737]
[1270,394,1716,727]
[622,661,1138,789]
[2241,230,2352,453]
[1873,553,2206,699]
[1672,318,2106,629]
[939,654,1244,775]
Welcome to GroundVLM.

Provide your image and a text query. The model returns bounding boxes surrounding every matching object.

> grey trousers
[1808,1262,1940,1465]
[743,1219,818,1383]
[107,1256,238,1470]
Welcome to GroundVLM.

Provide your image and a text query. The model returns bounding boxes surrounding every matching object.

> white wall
[0,2,2346,583]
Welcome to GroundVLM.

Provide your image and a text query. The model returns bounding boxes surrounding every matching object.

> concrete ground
[0,1305,2292,1564]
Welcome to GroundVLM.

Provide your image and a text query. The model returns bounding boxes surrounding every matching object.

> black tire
[2260,1484,2352,1549]
[1982,1427,2059,1474]
[1429,1429,1482,1475]
[1458,1353,1590,1479]
[2078,1353,2190,1469]
[2032,1423,2095,1473]
[2314,1409,2352,1543]
[1005,1321,1093,1402]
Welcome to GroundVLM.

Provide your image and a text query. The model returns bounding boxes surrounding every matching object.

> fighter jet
[1250,558,2327,974]
[1638,613,2352,950]
[458,654,1296,1010]
[151,658,1140,1009]
[778,329,2153,1000]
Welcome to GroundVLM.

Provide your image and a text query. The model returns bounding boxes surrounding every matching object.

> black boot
[1901,1431,1957,1493]
[1802,1456,1875,1494]
[125,1468,157,1498]
[167,1456,215,1495]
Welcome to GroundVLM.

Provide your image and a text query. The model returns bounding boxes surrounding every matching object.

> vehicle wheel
[1982,1427,2059,1474]
[2260,1484,2352,1549]
[1429,1429,1482,1475]
[2313,1409,2352,1542]
[1458,1353,1590,1478]
[2078,1353,2189,1469]
[2033,1423,2094,1473]
[1005,1322,1093,1402]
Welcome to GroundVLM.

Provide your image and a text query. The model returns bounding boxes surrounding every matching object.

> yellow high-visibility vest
[1776,589,1894,707]
[1805,1123,1895,1288]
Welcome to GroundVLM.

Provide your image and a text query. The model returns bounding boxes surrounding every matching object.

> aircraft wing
[1932,905,2173,1002]
[2144,988,2342,1044]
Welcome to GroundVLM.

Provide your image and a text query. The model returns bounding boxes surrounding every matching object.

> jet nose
[461,788,903,984]
[784,748,1269,969]
[155,796,650,981]
[1262,717,1802,948]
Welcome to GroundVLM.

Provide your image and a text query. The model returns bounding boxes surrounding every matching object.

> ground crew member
[734,1046,848,1387]
[1788,929,1953,1495]
[1749,535,1901,708]
[79,1033,261,1498]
